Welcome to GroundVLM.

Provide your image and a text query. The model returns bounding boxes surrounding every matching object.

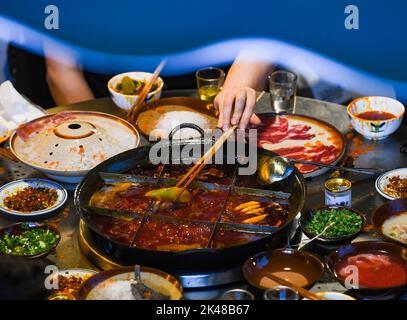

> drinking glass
[196,67,225,102]
[263,286,299,300]
[269,70,298,114]
[220,289,255,300]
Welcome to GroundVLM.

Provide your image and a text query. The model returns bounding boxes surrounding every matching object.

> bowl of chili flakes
[0,178,68,219]
[47,268,97,299]
[376,168,407,200]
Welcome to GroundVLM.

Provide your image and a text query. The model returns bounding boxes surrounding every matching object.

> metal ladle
[257,155,295,186]
[257,155,385,186]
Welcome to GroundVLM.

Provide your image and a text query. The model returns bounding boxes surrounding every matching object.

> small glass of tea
[196,67,225,102]
[269,70,298,114]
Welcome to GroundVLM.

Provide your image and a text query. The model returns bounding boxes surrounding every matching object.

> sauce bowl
[347,96,404,140]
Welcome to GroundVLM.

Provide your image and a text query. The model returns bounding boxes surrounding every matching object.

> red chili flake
[3,187,58,212]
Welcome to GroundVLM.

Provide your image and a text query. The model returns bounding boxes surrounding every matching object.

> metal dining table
[0,90,406,299]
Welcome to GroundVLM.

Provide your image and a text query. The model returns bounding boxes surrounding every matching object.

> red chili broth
[336,252,407,288]
[356,111,395,121]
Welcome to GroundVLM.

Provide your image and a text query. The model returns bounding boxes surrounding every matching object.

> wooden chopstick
[173,91,266,198]
[264,273,325,300]
[176,124,236,188]
[0,147,18,162]
[126,59,167,122]
[173,124,236,201]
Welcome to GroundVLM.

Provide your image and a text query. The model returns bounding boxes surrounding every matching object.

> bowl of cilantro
[299,206,366,245]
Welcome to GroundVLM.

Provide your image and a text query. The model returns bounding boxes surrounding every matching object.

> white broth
[382,212,407,244]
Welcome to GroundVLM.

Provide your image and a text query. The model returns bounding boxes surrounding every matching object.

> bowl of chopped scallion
[0,222,60,258]
[299,206,366,244]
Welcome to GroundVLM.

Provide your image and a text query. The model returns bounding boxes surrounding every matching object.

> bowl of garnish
[0,179,68,219]
[375,168,407,200]
[347,96,405,140]
[0,222,60,258]
[372,199,407,246]
[108,72,164,111]
[299,206,366,245]
[46,268,97,299]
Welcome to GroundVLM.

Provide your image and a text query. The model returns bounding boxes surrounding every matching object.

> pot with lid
[9,111,140,183]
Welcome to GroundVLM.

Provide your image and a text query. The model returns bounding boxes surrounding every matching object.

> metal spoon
[257,155,295,186]
[297,221,335,250]
[258,155,384,186]
[131,265,169,300]
[290,158,385,175]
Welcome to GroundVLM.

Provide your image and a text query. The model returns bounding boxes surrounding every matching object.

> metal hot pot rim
[74,138,307,270]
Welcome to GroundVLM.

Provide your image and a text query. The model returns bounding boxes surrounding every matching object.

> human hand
[214,87,261,131]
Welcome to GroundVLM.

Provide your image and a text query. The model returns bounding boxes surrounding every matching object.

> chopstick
[263,273,325,300]
[0,147,18,162]
[175,124,236,191]
[126,59,167,122]
[173,91,265,200]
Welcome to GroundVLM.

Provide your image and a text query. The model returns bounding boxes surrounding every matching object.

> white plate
[56,268,97,279]
[375,168,407,200]
[0,179,68,218]
[46,268,97,294]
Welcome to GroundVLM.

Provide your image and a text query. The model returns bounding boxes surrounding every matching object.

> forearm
[46,58,94,106]
[223,60,274,91]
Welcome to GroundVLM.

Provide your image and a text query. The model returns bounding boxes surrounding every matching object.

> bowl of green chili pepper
[0,222,61,258]
[299,206,366,244]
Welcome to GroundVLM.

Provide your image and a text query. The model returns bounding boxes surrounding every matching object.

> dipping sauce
[260,271,309,288]
[356,111,395,121]
[336,252,407,288]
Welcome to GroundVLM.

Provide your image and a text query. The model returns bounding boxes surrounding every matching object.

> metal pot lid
[11,111,140,172]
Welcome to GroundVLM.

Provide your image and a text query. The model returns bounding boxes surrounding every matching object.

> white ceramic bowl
[77,267,182,300]
[108,72,164,111]
[375,168,407,200]
[303,291,356,300]
[0,179,68,219]
[347,96,405,140]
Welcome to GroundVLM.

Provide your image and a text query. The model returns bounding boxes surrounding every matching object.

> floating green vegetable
[145,187,191,203]
[305,208,363,237]
[0,228,59,256]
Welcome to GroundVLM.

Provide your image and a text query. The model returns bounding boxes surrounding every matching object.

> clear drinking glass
[263,286,299,300]
[220,289,255,300]
[196,67,225,103]
[269,70,298,114]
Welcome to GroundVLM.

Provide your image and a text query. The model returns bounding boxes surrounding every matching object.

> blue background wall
[0,0,406,99]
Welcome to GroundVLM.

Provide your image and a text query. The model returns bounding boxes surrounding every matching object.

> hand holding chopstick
[144,91,265,204]
[173,91,266,200]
